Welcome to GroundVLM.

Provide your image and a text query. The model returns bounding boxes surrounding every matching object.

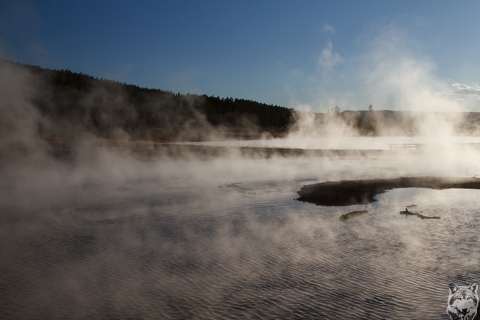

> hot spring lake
[1,137,480,319]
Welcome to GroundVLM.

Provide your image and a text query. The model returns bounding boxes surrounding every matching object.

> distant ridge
[1,59,480,141]
[0,59,293,141]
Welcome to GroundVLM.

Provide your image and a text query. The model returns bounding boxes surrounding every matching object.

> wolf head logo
[447,282,478,320]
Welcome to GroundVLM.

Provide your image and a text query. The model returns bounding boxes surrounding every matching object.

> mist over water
[1,60,480,319]
[179,135,480,150]
[1,148,480,320]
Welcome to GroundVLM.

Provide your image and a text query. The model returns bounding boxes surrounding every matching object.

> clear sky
[1,0,480,112]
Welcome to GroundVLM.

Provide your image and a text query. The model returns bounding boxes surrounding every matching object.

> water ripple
[1,185,479,319]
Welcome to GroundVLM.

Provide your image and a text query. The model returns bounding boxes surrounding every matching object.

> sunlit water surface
[1,151,480,319]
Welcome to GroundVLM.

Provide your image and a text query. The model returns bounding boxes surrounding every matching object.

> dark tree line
[4,59,479,141]
[2,59,293,141]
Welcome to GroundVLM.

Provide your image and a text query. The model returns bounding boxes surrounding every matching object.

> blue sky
[1,0,480,112]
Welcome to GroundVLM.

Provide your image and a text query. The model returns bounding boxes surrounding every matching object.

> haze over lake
[1,138,480,320]
[2,1,480,318]
[180,136,480,150]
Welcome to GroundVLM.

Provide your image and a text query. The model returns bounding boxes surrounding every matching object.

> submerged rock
[339,210,368,222]
[399,210,440,220]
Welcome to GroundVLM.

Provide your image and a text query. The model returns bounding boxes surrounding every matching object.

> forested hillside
[2,59,480,145]
[1,59,293,141]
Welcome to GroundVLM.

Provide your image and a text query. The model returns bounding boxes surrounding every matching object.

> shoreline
[0,142,392,162]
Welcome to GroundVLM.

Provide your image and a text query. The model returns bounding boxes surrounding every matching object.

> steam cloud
[1,27,480,319]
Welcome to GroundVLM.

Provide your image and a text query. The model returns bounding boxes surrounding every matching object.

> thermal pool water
[1,149,480,319]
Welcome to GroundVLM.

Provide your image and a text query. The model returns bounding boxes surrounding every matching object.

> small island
[297,177,480,206]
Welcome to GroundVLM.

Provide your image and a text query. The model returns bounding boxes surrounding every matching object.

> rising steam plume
[1,46,480,319]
